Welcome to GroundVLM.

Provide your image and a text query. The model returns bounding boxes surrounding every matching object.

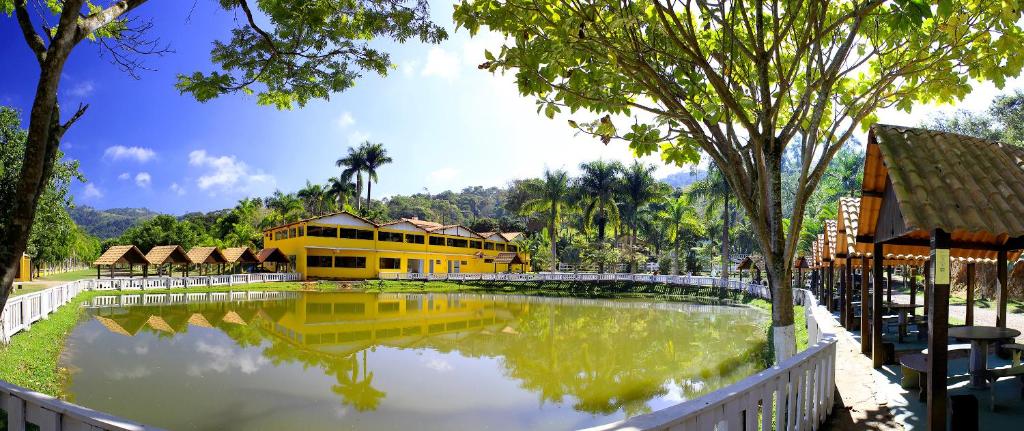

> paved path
[822,323,905,430]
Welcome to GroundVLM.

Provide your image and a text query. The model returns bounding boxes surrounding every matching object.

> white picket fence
[0,272,300,431]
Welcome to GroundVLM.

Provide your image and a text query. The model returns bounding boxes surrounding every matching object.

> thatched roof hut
[186,247,229,264]
[94,245,150,266]
[222,247,259,264]
[145,245,192,266]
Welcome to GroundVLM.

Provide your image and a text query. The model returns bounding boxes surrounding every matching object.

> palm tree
[521,169,571,271]
[336,146,368,211]
[263,191,305,225]
[618,161,660,272]
[360,141,393,210]
[688,166,733,280]
[665,195,702,275]
[297,180,329,215]
[327,177,357,211]
[576,160,623,242]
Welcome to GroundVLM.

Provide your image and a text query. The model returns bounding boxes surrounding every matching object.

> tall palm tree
[688,166,733,280]
[576,160,623,242]
[336,146,368,211]
[665,195,702,275]
[521,169,571,271]
[327,177,357,211]
[618,161,660,272]
[360,141,393,210]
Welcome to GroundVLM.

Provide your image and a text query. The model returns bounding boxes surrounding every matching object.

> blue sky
[2,1,1022,214]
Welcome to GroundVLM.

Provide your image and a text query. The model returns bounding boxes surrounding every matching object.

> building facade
[263,212,530,280]
[14,254,31,282]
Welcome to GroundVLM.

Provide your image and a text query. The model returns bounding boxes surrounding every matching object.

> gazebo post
[965,262,975,326]
[860,255,871,355]
[886,265,893,305]
[96,266,100,279]
[873,243,885,368]
[845,257,854,328]
[909,266,917,308]
[839,263,847,326]
[923,260,931,317]
[997,249,1008,328]
[828,262,835,311]
[926,229,951,431]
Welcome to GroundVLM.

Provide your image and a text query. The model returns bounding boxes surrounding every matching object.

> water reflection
[63,292,766,431]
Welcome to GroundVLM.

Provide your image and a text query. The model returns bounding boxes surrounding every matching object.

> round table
[886,303,924,343]
[947,326,1022,389]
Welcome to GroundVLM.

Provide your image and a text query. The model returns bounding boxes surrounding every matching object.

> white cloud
[402,60,420,78]
[347,131,370,146]
[461,33,506,67]
[421,47,461,81]
[104,145,156,163]
[83,183,103,199]
[69,80,94,97]
[188,150,274,194]
[170,182,186,196]
[117,172,130,180]
[336,112,355,128]
[134,172,151,187]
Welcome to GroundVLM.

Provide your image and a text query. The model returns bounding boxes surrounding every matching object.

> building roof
[186,247,229,264]
[500,232,523,241]
[823,220,836,262]
[257,248,291,263]
[859,124,1024,259]
[145,245,192,265]
[494,252,524,265]
[94,245,150,266]
[262,211,378,232]
[222,247,260,263]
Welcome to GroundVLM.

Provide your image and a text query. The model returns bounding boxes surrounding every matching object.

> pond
[61,291,767,431]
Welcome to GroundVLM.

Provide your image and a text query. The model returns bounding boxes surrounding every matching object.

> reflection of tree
[331,350,386,411]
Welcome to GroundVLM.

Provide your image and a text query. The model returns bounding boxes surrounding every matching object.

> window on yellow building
[335,256,366,268]
[379,257,401,269]
[340,228,374,240]
[378,231,404,242]
[290,227,297,237]
[307,225,338,237]
[446,238,468,248]
[484,242,494,250]
[496,243,506,251]
[429,236,445,246]
[508,245,518,252]
[469,240,482,249]
[298,226,305,236]
[307,256,332,267]
[405,234,425,244]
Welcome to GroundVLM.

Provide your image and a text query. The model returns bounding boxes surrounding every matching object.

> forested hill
[69,206,160,239]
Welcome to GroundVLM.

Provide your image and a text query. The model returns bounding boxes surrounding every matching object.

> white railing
[0,272,301,431]
[379,272,835,431]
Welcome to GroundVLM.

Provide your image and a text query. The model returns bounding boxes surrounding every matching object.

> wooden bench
[902,345,973,402]
[983,344,1024,411]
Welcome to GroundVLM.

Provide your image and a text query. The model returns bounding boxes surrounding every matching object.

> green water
[61,291,767,430]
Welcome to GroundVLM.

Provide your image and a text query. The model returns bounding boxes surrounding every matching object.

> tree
[359,141,393,210]
[297,181,330,216]
[520,169,571,271]
[688,166,733,280]
[337,146,368,211]
[453,0,1024,362]
[617,161,660,272]
[664,195,702,275]
[925,90,1024,146]
[1,0,447,322]
[327,177,357,211]
[575,160,622,243]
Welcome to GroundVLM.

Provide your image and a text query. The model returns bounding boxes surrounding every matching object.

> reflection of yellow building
[261,292,522,354]
[263,212,531,280]
[14,254,31,282]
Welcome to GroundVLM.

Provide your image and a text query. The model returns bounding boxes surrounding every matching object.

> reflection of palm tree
[332,350,386,411]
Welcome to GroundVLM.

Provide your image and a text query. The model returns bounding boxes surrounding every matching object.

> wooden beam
[927,229,951,431]
[998,249,1009,328]
[873,243,885,368]
[966,263,975,326]
[909,266,917,308]
[923,260,931,317]
[861,255,872,355]
[862,190,884,198]
[845,257,854,329]
[886,265,893,305]
[828,262,835,312]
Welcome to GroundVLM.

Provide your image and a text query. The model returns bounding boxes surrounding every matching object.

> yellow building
[14,254,31,282]
[263,212,530,280]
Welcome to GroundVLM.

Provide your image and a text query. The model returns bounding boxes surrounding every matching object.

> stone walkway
[821,323,904,430]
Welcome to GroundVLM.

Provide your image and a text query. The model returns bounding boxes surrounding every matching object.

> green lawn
[38,268,95,282]
[10,283,52,297]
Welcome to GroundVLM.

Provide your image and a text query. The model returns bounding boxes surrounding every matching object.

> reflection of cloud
[187,340,268,376]
[107,365,152,380]
[134,344,149,355]
[422,357,453,373]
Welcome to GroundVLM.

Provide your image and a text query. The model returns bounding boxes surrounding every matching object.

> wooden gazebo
[859,124,1024,430]
[93,245,150,278]
[222,247,260,273]
[257,248,291,272]
[186,247,229,275]
[145,245,192,276]
[495,251,525,273]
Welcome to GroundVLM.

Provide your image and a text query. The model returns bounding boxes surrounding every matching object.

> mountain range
[69,206,161,239]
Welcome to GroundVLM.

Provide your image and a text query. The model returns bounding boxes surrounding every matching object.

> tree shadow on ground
[822,389,905,431]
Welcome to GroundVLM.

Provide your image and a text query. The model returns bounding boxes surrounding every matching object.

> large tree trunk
[0,0,84,332]
[366,180,372,211]
[548,215,558,272]
[671,240,680,275]
[762,151,796,363]
[721,193,730,280]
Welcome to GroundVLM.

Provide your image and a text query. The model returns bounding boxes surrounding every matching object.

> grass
[37,268,96,282]
[10,283,51,297]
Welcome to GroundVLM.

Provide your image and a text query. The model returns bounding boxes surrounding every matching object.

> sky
[2,1,1023,215]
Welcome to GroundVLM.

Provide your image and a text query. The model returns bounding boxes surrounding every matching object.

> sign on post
[932,248,950,285]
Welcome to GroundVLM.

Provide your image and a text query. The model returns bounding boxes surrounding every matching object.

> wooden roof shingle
[222,247,259,264]
[94,245,150,266]
[256,248,290,263]
[186,247,229,264]
[145,245,192,265]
